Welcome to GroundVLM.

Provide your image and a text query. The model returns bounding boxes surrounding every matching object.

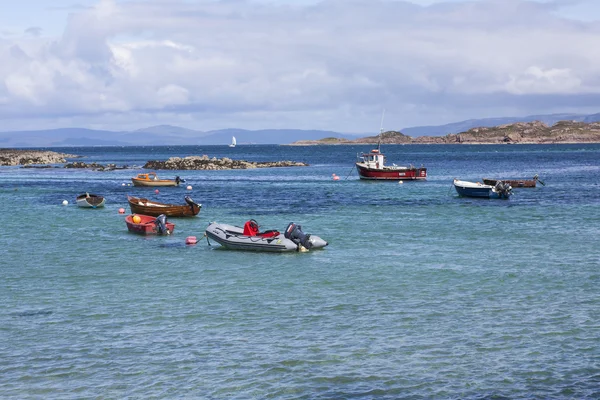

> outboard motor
[284,222,312,249]
[494,181,512,198]
[175,176,185,185]
[184,196,201,212]
[154,214,169,235]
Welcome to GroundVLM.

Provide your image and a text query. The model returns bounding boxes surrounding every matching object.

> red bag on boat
[243,220,259,236]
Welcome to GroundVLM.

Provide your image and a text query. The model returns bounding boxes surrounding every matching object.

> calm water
[1,144,599,399]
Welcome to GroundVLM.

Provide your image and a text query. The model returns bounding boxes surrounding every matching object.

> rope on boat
[343,166,356,180]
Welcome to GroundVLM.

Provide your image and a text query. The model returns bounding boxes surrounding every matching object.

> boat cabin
[136,172,159,181]
[359,149,386,169]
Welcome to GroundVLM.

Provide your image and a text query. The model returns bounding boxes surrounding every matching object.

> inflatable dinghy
[205,220,328,252]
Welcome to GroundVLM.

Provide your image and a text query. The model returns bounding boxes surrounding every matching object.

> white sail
[229,136,236,147]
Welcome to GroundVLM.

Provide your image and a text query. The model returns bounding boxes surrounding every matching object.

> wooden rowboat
[483,175,544,188]
[76,193,105,208]
[127,195,201,217]
[131,172,181,187]
[125,214,175,235]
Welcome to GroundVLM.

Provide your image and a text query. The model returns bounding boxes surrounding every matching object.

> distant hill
[1,112,600,147]
[0,126,358,147]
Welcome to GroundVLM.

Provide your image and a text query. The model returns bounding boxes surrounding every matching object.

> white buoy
[122,183,126,186]
[186,185,192,190]
[62,200,68,205]
[399,180,403,184]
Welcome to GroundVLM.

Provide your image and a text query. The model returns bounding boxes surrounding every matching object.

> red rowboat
[125,214,175,235]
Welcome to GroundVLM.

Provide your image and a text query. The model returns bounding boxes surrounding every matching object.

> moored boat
[131,172,182,187]
[125,214,175,235]
[127,195,201,217]
[205,220,328,252]
[453,179,512,199]
[76,193,105,208]
[483,174,544,188]
[356,148,427,180]
[355,111,426,180]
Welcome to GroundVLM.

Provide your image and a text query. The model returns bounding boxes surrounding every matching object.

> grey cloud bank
[1,0,599,134]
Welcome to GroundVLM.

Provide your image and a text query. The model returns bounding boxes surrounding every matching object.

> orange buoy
[132,215,141,224]
[332,174,340,181]
[118,208,125,214]
[185,236,198,245]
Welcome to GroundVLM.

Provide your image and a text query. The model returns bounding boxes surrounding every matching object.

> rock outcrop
[63,162,129,171]
[143,155,308,170]
[0,149,78,166]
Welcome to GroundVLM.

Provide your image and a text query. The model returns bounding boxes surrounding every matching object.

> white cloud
[1,0,600,132]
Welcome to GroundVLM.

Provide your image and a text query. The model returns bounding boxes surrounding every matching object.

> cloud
[1,0,600,132]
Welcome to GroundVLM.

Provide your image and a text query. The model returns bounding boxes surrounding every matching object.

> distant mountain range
[1,113,599,147]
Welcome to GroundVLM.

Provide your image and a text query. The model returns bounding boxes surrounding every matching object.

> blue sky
[1,0,600,133]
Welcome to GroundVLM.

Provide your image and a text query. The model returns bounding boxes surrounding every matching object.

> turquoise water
[1,144,599,399]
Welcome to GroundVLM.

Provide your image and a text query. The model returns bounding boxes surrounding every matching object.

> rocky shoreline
[143,155,308,170]
[0,149,79,166]
[1,149,308,170]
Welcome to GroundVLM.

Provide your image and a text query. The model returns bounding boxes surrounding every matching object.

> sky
[1,0,600,133]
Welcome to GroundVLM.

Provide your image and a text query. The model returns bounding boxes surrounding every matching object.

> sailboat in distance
[229,136,236,147]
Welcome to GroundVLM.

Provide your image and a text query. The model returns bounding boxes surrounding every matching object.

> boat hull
[205,222,328,252]
[131,179,179,187]
[125,214,175,235]
[131,172,180,187]
[356,163,427,180]
[76,193,105,208]
[453,180,511,199]
[483,178,536,188]
[127,195,201,217]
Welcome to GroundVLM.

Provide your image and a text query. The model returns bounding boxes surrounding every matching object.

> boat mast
[378,109,385,152]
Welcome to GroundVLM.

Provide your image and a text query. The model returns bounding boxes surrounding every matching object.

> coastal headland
[291,120,600,145]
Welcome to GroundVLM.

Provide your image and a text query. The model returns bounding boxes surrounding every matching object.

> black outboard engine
[175,176,185,185]
[284,222,312,249]
[494,181,512,198]
[185,195,198,206]
[154,214,169,235]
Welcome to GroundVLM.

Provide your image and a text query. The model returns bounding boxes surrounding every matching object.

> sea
[1,144,599,399]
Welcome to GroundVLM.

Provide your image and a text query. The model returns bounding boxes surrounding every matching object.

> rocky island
[143,155,308,170]
[0,149,79,166]
[292,120,600,145]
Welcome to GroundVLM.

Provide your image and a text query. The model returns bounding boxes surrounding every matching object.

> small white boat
[229,136,236,147]
[453,179,512,199]
[76,193,106,208]
[205,220,328,252]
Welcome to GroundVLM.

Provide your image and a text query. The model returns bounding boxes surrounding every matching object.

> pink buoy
[155,189,159,194]
[118,208,125,214]
[332,173,340,181]
[185,236,198,245]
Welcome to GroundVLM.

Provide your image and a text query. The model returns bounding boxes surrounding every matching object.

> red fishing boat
[355,112,427,180]
[355,147,427,180]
